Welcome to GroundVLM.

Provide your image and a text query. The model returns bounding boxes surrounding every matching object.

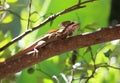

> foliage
[1,0,120,83]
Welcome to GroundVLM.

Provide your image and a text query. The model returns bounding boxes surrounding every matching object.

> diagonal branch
[0,0,95,52]
[0,24,120,79]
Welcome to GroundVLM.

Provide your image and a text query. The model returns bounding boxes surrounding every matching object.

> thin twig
[26,0,32,30]
[89,46,96,64]
[85,68,96,83]
[99,64,120,70]
[0,0,95,52]
[36,68,52,78]
[85,64,120,82]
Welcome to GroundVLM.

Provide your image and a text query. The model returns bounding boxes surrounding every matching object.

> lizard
[0,21,79,78]
[15,21,79,58]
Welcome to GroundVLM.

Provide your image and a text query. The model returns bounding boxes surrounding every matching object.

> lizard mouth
[66,22,79,27]
[72,22,79,27]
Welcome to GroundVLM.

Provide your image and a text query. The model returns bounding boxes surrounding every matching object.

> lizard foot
[33,48,39,58]
[32,40,46,58]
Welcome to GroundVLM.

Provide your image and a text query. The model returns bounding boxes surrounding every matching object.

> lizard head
[60,21,79,36]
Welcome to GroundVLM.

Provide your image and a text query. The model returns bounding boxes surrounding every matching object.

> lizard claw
[33,48,39,58]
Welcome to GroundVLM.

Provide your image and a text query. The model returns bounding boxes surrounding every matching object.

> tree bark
[0,24,120,79]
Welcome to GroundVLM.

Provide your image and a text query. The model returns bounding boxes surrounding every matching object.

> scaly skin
[15,21,79,56]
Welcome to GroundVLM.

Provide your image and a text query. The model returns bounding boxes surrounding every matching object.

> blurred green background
[0,0,120,83]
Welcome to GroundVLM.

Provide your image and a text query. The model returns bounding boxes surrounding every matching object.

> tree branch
[26,0,32,29]
[0,0,95,52]
[0,24,120,79]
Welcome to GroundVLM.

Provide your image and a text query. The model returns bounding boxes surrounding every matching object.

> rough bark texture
[0,24,120,79]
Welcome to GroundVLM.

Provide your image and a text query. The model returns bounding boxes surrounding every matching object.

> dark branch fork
[0,0,95,51]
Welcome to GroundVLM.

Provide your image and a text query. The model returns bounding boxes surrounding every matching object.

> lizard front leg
[32,33,56,58]
[33,40,46,58]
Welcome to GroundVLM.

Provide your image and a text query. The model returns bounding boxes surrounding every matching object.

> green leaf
[2,15,13,23]
[104,49,112,58]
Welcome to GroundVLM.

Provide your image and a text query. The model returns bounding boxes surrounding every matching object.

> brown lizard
[15,21,79,57]
[0,21,79,79]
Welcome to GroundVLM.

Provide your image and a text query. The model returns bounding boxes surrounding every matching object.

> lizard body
[16,21,79,56]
